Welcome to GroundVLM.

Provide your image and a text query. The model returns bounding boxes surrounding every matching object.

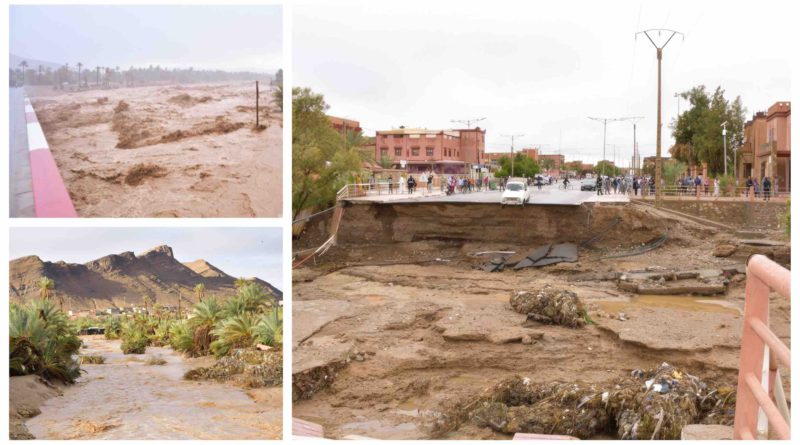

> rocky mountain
[9,245,282,310]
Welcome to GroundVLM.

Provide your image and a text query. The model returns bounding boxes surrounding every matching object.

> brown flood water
[26,336,281,439]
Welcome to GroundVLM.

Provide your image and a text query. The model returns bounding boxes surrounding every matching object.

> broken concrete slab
[546,243,578,262]
[617,268,730,296]
[635,280,728,296]
[511,243,579,270]
[525,244,552,262]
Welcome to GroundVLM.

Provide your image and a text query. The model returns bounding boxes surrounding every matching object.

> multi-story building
[740,102,791,191]
[328,115,362,135]
[739,111,767,182]
[375,127,486,174]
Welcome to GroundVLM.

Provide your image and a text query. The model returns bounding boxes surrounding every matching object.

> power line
[450,117,486,129]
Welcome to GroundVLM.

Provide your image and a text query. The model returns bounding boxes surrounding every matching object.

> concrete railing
[733,254,791,440]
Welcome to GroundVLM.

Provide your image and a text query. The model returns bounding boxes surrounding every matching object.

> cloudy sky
[9,228,283,290]
[10,5,282,72]
[294,0,791,166]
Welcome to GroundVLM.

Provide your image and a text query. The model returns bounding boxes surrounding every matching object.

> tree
[142,295,152,314]
[494,154,541,178]
[670,85,746,176]
[194,283,206,302]
[234,277,251,290]
[272,84,283,111]
[662,159,688,185]
[37,277,55,300]
[292,87,362,220]
[594,160,622,177]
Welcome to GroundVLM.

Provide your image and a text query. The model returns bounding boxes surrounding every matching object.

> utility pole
[637,28,683,207]
[627,117,644,176]
[721,120,728,176]
[501,133,524,177]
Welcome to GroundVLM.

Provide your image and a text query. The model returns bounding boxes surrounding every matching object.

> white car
[501,178,530,206]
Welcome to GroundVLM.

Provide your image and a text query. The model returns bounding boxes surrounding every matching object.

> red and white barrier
[24,97,78,217]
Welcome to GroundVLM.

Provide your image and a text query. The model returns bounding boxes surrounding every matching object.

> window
[380,148,388,157]
[426,147,434,156]
[409,134,420,139]
[411,148,420,156]
[395,148,402,156]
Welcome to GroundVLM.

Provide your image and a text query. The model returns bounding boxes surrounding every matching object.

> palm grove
[10,277,282,386]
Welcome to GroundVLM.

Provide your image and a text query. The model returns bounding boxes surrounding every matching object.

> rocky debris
[713,244,737,257]
[292,358,348,401]
[510,286,586,328]
[617,268,731,296]
[185,348,282,388]
[712,239,790,265]
[431,363,736,440]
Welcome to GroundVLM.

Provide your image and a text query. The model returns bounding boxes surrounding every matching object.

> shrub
[169,321,194,353]
[103,317,122,340]
[80,354,106,364]
[120,322,148,354]
[145,356,167,366]
[784,199,791,238]
[254,308,283,347]
[210,313,257,358]
[9,299,82,384]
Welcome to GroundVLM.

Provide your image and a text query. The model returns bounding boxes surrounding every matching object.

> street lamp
[721,121,728,176]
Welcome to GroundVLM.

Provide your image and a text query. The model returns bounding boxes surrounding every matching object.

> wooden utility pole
[256,81,260,128]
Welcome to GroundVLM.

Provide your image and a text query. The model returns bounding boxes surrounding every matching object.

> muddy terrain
[27,82,281,217]
[16,336,281,439]
[292,202,790,439]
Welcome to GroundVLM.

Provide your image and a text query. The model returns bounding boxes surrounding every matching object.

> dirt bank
[9,375,63,439]
[292,204,790,439]
[28,82,281,217]
[22,336,281,439]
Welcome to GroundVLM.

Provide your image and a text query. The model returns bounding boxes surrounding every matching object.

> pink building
[375,127,486,174]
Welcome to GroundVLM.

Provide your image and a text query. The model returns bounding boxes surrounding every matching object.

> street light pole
[501,133,524,177]
[721,121,729,177]
[637,28,683,207]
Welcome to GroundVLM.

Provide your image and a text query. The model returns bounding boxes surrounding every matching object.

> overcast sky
[294,0,792,166]
[10,5,282,73]
[9,228,283,291]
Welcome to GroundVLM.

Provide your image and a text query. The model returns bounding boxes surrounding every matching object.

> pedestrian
[407,175,416,194]
[694,175,702,195]
[596,176,603,195]
[704,176,710,195]
[753,180,760,199]
[632,177,639,196]
[745,176,753,197]
[713,177,720,197]
[762,176,771,201]
[483,176,489,191]
[398,174,405,194]
[427,172,433,193]
[388,175,394,194]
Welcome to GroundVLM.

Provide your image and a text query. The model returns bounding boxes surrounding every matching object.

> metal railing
[733,254,791,440]
[632,185,790,200]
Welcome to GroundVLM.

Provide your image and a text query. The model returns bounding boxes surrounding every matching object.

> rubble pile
[430,363,736,440]
[184,348,282,388]
[510,286,587,328]
[292,359,349,401]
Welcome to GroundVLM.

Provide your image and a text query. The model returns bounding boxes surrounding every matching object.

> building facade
[740,102,791,191]
[375,127,486,174]
[328,115,362,135]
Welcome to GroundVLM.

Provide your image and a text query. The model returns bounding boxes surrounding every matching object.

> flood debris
[510,286,587,328]
[481,244,579,272]
[617,268,731,296]
[184,348,282,388]
[430,363,736,440]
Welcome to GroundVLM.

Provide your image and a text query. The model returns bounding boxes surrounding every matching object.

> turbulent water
[26,336,282,439]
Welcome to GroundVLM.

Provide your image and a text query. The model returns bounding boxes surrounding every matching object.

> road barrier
[733,254,791,440]
[24,96,77,217]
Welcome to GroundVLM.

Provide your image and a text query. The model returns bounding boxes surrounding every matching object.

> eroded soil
[292,205,790,439]
[28,82,281,217]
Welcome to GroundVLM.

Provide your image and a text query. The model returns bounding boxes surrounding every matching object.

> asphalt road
[355,184,599,206]
[9,87,35,217]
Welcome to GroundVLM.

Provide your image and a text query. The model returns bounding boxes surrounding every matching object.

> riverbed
[26,336,282,439]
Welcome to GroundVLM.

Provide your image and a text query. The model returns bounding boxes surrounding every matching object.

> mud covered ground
[17,336,282,439]
[292,204,790,439]
[28,82,281,217]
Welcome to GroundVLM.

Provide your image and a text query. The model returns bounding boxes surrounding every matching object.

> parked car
[501,177,531,206]
[580,178,597,191]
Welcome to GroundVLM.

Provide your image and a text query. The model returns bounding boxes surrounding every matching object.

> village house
[374,127,486,174]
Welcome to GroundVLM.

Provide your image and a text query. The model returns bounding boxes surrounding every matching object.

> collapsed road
[292,201,790,440]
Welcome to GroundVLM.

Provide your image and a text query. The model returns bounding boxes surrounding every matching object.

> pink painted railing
[733,254,791,440]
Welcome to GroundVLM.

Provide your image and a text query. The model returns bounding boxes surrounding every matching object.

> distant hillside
[9,245,282,310]
[10,53,62,71]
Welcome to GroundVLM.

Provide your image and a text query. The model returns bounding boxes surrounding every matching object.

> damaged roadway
[292,202,790,439]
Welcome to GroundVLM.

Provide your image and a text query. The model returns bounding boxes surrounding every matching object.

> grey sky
[9,227,283,290]
[294,0,791,166]
[10,4,282,73]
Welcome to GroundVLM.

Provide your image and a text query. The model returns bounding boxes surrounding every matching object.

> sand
[27,82,282,217]
[9,375,63,439]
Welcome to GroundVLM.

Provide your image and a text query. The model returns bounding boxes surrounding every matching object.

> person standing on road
[407,175,416,194]
[388,175,394,194]
[427,172,433,193]
[745,176,753,197]
[704,176,710,195]
[762,177,772,201]
[483,176,489,191]
[713,177,720,197]
[596,176,603,195]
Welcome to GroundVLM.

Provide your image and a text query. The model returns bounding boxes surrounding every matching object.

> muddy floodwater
[26,336,281,439]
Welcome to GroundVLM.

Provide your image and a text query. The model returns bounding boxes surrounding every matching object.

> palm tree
[37,277,55,300]
[77,62,83,88]
[194,283,206,302]
[19,60,28,85]
[234,277,251,289]
[142,295,152,314]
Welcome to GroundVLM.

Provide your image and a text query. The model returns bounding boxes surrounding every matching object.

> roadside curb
[23,96,78,217]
